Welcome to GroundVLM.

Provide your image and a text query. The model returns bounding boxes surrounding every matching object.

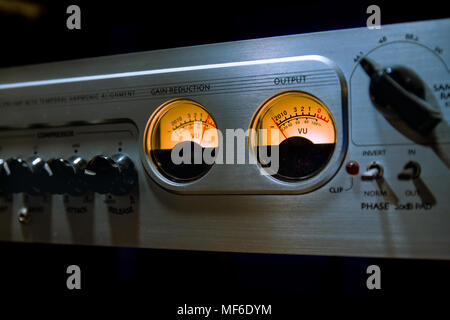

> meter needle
[271,117,287,140]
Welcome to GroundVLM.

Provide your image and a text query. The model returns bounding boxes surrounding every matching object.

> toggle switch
[361,162,383,181]
[398,161,421,180]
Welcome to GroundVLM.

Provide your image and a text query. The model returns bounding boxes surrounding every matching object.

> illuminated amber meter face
[144,99,218,182]
[249,91,336,181]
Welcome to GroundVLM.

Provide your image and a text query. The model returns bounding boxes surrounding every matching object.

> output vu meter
[249,91,337,181]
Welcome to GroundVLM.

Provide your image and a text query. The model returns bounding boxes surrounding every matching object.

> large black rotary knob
[85,154,137,195]
[84,155,117,194]
[360,57,442,136]
[2,158,32,193]
[47,157,86,196]
[66,156,88,196]
[28,156,53,195]
[46,158,73,194]
[111,153,138,195]
[0,159,6,195]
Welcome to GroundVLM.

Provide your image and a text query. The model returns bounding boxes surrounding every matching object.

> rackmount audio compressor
[0,19,449,259]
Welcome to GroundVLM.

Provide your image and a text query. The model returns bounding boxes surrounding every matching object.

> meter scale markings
[144,99,218,182]
[250,91,336,181]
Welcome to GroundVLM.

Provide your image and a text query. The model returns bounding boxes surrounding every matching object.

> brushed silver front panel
[0,19,449,259]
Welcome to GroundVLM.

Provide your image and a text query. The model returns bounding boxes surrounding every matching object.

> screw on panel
[18,207,31,224]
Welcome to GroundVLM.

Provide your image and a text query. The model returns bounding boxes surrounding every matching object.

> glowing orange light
[250,91,336,146]
[145,99,219,154]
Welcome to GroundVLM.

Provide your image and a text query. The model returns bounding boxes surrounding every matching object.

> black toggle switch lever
[398,161,421,181]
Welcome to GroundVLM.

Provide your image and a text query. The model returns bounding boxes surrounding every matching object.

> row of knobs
[0,154,137,196]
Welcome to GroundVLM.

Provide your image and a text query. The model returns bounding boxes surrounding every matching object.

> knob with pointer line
[1,158,32,193]
[45,157,88,196]
[360,57,450,168]
[67,156,88,196]
[360,57,442,136]
[28,156,53,195]
[0,159,6,195]
[84,154,137,195]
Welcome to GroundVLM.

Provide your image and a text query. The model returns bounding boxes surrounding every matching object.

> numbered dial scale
[249,91,337,181]
[143,99,219,182]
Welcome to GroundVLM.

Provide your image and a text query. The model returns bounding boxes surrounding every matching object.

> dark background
[0,0,449,314]
[1,0,448,68]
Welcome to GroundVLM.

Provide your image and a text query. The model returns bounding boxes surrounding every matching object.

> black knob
[360,57,442,135]
[28,156,52,195]
[111,153,138,196]
[2,158,32,193]
[84,155,117,194]
[46,158,75,194]
[84,154,137,195]
[66,156,88,196]
[0,159,6,195]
